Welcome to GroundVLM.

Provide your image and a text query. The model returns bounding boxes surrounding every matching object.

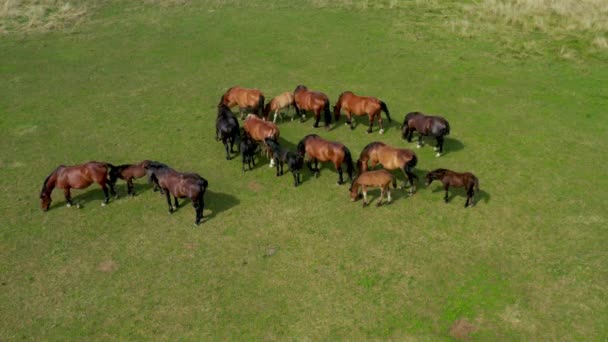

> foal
[264,92,294,123]
[240,130,258,172]
[349,169,397,207]
[425,168,480,207]
[265,138,304,187]
[109,160,154,197]
[216,104,240,160]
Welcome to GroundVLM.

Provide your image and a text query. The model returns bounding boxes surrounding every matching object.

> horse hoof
[379,129,385,135]
[376,202,382,207]
[101,202,106,207]
[436,153,442,158]
[366,130,372,134]
[416,145,422,149]
[433,147,439,151]
[66,203,71,208]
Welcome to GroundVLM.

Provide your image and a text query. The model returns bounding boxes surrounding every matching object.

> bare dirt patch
[449,319,478,340]
[97,260,118,273]
[248,181,263,192]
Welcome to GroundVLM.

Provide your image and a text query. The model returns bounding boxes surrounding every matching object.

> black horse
[216,104,240,160]
[265,138,303,187]
[401,112,450,157]
[240,130,258,172]
[425,168,479,208]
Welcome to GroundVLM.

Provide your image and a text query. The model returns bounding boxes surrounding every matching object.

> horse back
[356,169,393,186]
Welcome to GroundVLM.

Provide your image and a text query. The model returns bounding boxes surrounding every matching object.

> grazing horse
[240,130,258,172]
[264,92,294,123]
[349,169,397,207]
[40,161,116,211]
[109,160,158,197]
[425,168,479,208]
[219,86,265,120]
[265,138,304,187]
[293,85,332,129]
[145,163,208,225]
[333,91,392,134]
[297,134,354,185]
[243,114,280,167]
[357,141,418,194]
[402,112,450,157]
[216,104,240,160]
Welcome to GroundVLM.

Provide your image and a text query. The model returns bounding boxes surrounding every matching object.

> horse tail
[263,102,272,120]
[334,93,343,120]
[379,101,392,123]
[342,146,354,180]
[258,94,265,118]
[324,100,332,126]
[405,154,418,181]
[443,119,450,136]
[392,175,397,189]
[474,177,480,192]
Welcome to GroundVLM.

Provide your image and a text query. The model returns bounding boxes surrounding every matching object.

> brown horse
[425,169,479,208]
[263,92,294,123]
[402,112,450,157]
[357,141,418,194]
[40,161,117,211]
[349,169,397,207]
[243,114,280,167]
[219,86,265,120]
[109,160,159,197]
[293,85,332,129]
[297,134,354,185]
[334,91,392,134]
[145,163,208,225]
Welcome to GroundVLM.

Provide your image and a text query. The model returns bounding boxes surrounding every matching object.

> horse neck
[42,171,58,194]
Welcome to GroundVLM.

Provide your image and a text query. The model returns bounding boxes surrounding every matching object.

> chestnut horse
[145,163,208,225]
[219,86,265,120]
[293,85,332,129]
[216,104,240,160]
[40,161,116,211]
[425,169,479,208]
[297,134,354,185]
[402,112,450,157]
[243,114,280,167]
[357,141,418,194]
[333,91,392,134]
[109,160,155,197]
[264,92,294,123]
[349,169,397,207]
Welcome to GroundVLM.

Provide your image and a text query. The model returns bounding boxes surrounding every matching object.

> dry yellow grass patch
[0,0,89,35]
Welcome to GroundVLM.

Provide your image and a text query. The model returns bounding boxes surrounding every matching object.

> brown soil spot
[248,181,263,192]
[449,319,477,340]
[98,260,118,273]
[184,243,197,250]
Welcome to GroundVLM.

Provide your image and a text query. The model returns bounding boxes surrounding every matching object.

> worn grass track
[1,1,607,340]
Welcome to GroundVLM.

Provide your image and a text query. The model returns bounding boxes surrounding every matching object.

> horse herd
[39,85,480,225]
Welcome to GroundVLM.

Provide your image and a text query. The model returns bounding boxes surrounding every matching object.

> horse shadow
[113,182,155,198]
[203,190,239,222]
[45,187,109,210]
[428,183,491,206]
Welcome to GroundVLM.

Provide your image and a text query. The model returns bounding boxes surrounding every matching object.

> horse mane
[294,85,307,92]
[429,168,449,178]
[40,166,62,196]
[361,141,385,155]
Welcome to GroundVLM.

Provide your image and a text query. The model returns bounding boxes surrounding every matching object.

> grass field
[1,0,607,340]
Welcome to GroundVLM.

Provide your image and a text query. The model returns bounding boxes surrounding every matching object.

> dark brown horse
[243,114,280,167]
[219,86,265,120]
[425,169,479,207]
[334,91,392,134]
[293,85,332,129]
[402,112,450,157]
[357,141,418,194]
[297,134,353,185]
[40,161,116,210]
[109,160,161,197]
[216,104,240,160]
[145,163,208,225]
[349,169,397,207]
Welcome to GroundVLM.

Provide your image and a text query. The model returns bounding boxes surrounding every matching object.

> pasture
[1,1,607,339]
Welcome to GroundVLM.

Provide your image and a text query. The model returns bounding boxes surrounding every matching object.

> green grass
[1,1,607,340]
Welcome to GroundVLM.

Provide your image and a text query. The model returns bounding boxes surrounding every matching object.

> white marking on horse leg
[416,144,422,148]
[379,128,385,135]
[76,203,81,209]
[66,203,71,208]
[436,152,441,157]
[101,202,106,207]
[433,146,439,151]
[388,190,392,203]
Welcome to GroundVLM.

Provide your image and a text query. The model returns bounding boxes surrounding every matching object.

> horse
[425,168,480,208]
[243,114,280,167]
[357,141,418,194]
[293,85,332,129]
[144,163,208,225]
[333,91,392,134]
[401,112,450,157]
[240,130,258,172]
[40,161,117,211]
[265,138,304,187]
[219,86,265,120]
[297,134,354,185]
[216,104,240,160]
[109,160,160,197]
[349,169,397,207]
[263,92,294,123]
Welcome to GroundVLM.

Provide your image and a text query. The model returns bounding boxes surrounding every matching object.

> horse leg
[275,158,280,177]
[377,188,385,207]
[63,188,73,207]
[280,160,284,176]
[313,110,320,128]
[465,185,475,208]
[387,187,392,204]
[166,191,174,213]
[336,164,344,185]
[367,114,374,134]
[293,171,299,187]
[348,113,354,130]
[239,107,245,120]
[314,159,320,176]
[435,136,444,157]
[101,184,110,206]
[128,178,135,196]
[230,137,236,154]
[224,141,230,160]
[174,195,179,209]
[444,184,450,203]
[407,128,414,143]
[362,185,369,207]
[417,134,424,148]
[377,115,384,135]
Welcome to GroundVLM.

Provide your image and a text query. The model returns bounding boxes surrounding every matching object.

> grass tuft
[0,0,89,35]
